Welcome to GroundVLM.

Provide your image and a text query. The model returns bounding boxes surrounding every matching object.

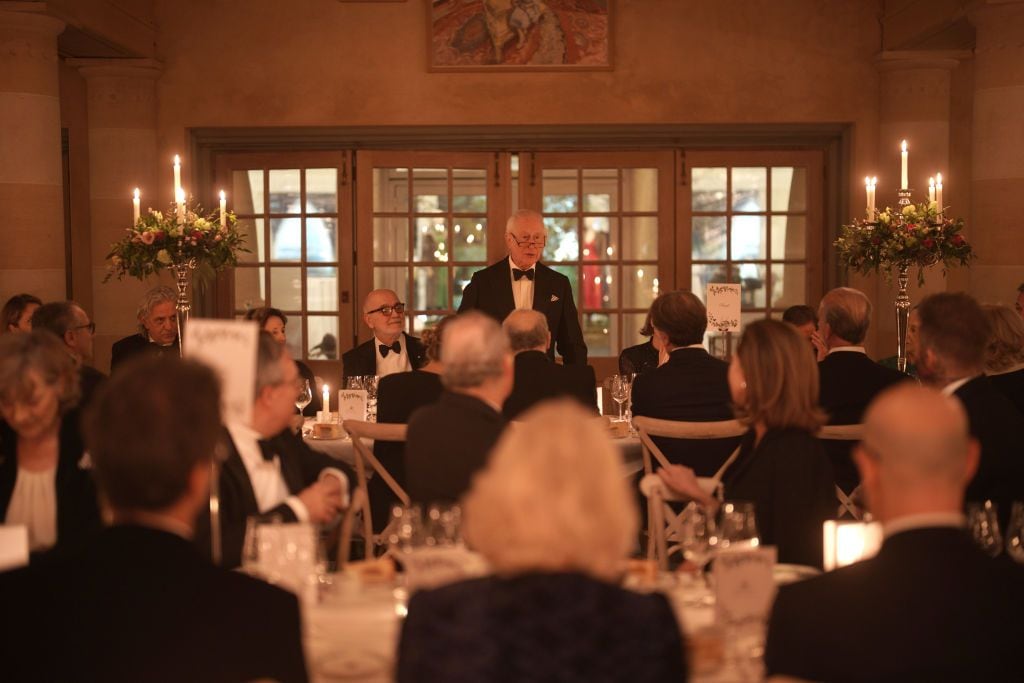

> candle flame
[901,140,907,152]
[865,176,871,185]
[936,172,942,185]
[872,177,877,185]
[219,190,226,201]
[174,154,180,165]
[929,177,935,187]
[133,188,140,199]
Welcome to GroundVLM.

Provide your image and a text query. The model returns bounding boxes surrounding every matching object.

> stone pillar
[968,1,1024,305]
[70,58,161,372]
[0,5,65,302]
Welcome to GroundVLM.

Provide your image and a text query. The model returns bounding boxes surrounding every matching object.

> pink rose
[141,231,156,245]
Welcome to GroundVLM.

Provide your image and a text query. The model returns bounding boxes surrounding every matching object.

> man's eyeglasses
[73,322,96,335]
[366,303,406,316]
[508,234,546,248]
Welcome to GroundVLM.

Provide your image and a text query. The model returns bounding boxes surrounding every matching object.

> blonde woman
[659,319,835,567]
[982,304,1024,415]
[397,401,687,683]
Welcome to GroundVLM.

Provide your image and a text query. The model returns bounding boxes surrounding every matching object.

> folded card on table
[339,389,368,422]
[713,545,777,625]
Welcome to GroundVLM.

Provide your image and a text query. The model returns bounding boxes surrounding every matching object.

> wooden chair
[817,424,865,520]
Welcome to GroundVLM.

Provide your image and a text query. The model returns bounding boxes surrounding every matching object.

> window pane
[623,265,660,309]
[233,170,264,214]
[622,168,658,212]
[542,169,577,213]
[732,167,767,212]
[414,218,449,263]
[306,168,337,214]
[692,216,727,260]
[412,267,448,310]
[583,313,617,357]
[453,218,486,262]
[374,217,408,262]
[582,168,617,212]
[453,265,478,310]
[771,167,806,212]
[412,314,445,334]
[692,167,727,211]
[234,266,264,311]
[373,168,408,212]
[551,265,579,305]
[452,169,487,212]
[622,313,650,350]
[284,313,303,360]
[731,215,767,260]
[308,316,339,360]
[736,263,767,309]
[270,217,301,261]
[582,216,616,261]
[269,169,301,214]
[771,263,806,309]
[581,264,616,309]
[236,218,265,263]
[374,267,409,305]
[307,266,337,312]
[543,217,579,261]
[306,217,337,262]
[413,168,447,213]
[269,266,302,311]
[771,215,806,260]
[621,216,658,260]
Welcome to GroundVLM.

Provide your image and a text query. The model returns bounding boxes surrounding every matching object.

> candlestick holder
[896,188,912,208]
[172,258,197,357]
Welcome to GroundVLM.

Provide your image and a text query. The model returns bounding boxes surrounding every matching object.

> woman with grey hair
[397,401,687,682]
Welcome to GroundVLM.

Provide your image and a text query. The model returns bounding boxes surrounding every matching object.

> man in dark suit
[342,288,427,381]
[458,209,587,365]
[405,312,511,504]
[110,285,179,372]
[0,356,309,683]
[196,331,352,569]
[816,287,907,492]
[916,292,1024,524]
[765,384,1024,682]
[502,309,596,419]
[31,300,107,409]
[631,291,737,476]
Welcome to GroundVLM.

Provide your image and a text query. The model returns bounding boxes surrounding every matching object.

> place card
[401,545,489,593]
[706,283,741,333]
[713,545,777,625]
[183,319,259,424]
[338,389,368,422]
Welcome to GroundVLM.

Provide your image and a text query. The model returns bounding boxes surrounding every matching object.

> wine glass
[967,501,1003,558]
[346,376,364,390]
[363,375,380,422]
[678,503,715,570]
[717,501,759,551]
[1006,502,1024,564]
[610,374,631,422]
[295,379,312,414]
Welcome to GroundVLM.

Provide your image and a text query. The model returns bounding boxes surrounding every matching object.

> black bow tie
[513,268,535,281]
[379,341,401,357]
[256,439,276,462]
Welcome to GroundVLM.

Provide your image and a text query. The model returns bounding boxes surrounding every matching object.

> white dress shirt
[883,512,965,539]
[374,334,411,378]
[227,422,310,521]
[5,467,57,551]
[941,376,976,396]
[508,256,536,310]
[827,345,867,355]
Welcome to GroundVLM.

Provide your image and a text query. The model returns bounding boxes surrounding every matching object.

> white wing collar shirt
[227,421,313,520]
[508,255,536,310]
[374,334,411,378]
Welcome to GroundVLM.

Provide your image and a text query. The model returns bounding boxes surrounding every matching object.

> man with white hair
[404,312,512,504]
[110,285,179,372]
[765,384,1024,681]
[342,288,427,380]
[458,209,587,365]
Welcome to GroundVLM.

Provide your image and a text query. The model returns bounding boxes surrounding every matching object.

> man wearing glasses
[342,288,428,381]
[458,209,588,365]
[30,301,106,409]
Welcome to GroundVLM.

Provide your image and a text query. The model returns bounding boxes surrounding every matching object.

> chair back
[817,424,865,520]
[342,419,410,558]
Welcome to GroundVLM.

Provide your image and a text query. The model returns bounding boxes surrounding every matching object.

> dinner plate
[773,563,821,585]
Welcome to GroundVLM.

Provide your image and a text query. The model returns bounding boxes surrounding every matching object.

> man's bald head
[503,309,550,354]
[818,287,871,347]
[361,289,405,343]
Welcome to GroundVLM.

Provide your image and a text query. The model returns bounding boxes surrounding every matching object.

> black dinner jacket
[630,347,738,476]
[397,572,688,683]
[988,367,1024,418]
[194,427,354,569]
[341,332,427,381]
[0,524,309,683]
[765,527,1024,682]
[458,259,588,365]
[405,392,507,505]
[110,333,179,373]
[618,339,659,376]
[818,350,908,492]
[502,350,597,419]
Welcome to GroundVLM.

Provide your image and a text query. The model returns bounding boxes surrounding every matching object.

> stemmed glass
[610,374,631,423]
[362,375,379,422]
[295,379,312,414]
[717,501,760,550]
[1005,502,1024,564]
[346,376,365,390]
[967,501,1003,558]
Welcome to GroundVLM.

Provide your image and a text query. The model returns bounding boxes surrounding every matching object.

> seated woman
[0,331,100,558]
[246,307,321,417]
[2,293,42,334]
[618,312,660,376]
[397,401,687,683]
[982,304,1024,416]
[659,319,835,568]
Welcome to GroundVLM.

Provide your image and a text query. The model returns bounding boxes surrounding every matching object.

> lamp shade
[823,520,882,571]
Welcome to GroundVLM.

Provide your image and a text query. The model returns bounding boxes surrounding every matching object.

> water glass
[362,375,379,422]
[717,501,759,550]
[388,504,424,553]
[678,503,715,570]
[1005,502,1024,563]
[609,374,631,422]
[346,376,365,390]
[424,504,462,547]
[967,501,1002,558]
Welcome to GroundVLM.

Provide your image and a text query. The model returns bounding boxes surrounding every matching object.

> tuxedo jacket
[398,572,687,683]
[630,347,738,476]
[110,333,179,373]
[618,339,659,376]
[405,392,507,505]
[195,428,354,569]
[502,350,597,420]
[341,332,427,381]
[766,527,1024,682]
[988,367,1024,418]
[818,351,908,492]
[0,524,309,683]
[458,259,588,365]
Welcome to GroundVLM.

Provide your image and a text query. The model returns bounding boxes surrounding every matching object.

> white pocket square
[551,295,559,302]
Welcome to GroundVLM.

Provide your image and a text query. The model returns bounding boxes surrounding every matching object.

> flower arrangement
[835,201,974,285]
[104,203,245,282]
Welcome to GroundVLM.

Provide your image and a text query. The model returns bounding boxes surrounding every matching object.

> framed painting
[428,0,612,71]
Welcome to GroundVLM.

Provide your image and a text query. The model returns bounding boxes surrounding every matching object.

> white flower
[150,209,164,221]
[156,249,172,264]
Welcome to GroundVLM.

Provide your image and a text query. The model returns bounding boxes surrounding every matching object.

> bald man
[342,289,427,380]
[458,209,588,365]
[765,384,1024,682]
[501,309,596,419]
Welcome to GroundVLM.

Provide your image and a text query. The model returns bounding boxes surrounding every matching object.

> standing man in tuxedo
[196,331,351,569]
[110,286,179,372]
[458,209,587,365]
[342,288,427,381]
[766,384,1024,681]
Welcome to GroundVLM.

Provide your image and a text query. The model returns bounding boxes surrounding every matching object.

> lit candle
[871,177,877,216]
[322,383,330,414]
[900,140,908,190]
[132,188,140,225]
[173,155,181,195]
[219,190,227,228]
[928,177,935,204]
[936,173,943,216]
[864,177,872,221]
[175,187,186,224]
